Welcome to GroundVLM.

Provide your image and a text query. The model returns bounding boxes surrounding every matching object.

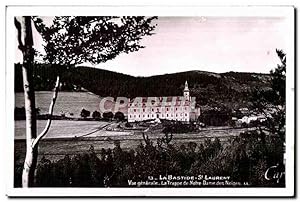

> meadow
[14,127,284,187]
[15,91,128,118]
[15,119,248,163]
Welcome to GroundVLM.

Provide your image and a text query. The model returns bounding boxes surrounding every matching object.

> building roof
[129,96,194,107]
[184,80,189,91]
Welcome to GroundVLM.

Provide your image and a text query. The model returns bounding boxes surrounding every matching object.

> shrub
[114,111,125,122]
[199,107,232,126]
[103,111,114,121]
[125,122,133,128]
[80,108,90,118]
[15,107,40,120]
[92,110,101,120]
[14,132,284,187]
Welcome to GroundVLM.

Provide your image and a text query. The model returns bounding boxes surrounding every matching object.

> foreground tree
[251,49,286,139]
[15,16,157,187]
[250,49,286,167]
[15,17,39,187]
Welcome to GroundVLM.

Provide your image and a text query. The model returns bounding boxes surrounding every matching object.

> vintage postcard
[6,6,295,197]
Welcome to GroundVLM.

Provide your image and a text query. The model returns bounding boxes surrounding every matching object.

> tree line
[81,109,125,121]
[15,107,125,122]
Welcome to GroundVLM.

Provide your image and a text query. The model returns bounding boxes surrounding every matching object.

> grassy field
[15,91,128,118]
[15,120,123,139]
[15,91,102,118]
[15,120,249,163]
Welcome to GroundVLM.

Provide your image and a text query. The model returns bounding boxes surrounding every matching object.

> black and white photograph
[5,6,295,197]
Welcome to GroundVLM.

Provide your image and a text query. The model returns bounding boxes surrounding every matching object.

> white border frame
[5,5,295,197]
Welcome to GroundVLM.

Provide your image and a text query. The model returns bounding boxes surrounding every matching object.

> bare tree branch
[31,76,60,148]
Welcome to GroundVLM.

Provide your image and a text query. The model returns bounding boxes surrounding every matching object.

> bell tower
[183,81,190,101]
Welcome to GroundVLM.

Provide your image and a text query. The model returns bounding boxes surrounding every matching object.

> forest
[14,63,271,108]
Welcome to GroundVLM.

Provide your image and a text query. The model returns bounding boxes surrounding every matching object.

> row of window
[128,99,191,107]
[128,113,188,119]
[129,102,190,107]
[129,106,189,113]
[129,117,189,122]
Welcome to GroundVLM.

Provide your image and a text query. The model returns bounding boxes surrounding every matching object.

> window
[185,113,187,117]
[167,114,169,117]
[152,108,154,112]
[143,108,145,112]
[134,109,136,112]
[167,108,169,111]
[129,115,131,118]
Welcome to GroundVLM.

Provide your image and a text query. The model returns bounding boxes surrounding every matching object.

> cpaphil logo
[98,96,196,112]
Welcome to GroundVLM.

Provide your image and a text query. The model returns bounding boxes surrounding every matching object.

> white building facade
[127,81,200,123]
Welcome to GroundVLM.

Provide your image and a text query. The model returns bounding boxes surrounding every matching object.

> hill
[14,64,271,109]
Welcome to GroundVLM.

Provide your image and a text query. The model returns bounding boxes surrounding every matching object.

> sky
[15,16,288,76]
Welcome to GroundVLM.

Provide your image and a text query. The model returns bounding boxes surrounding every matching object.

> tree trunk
[15,16,38,187]
[21,61,38,187]
[15,16,62,187]
[22,144,38,187]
